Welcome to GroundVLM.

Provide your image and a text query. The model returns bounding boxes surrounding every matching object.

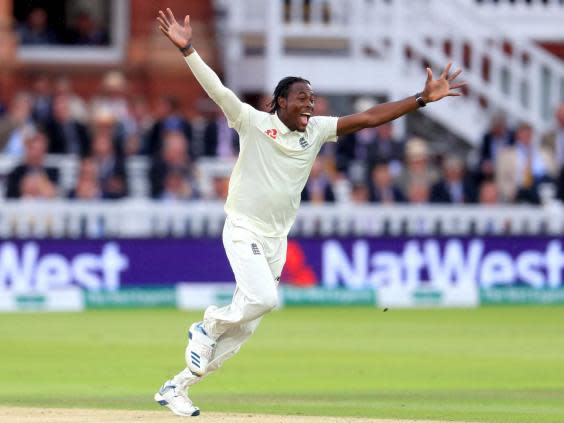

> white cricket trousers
[172,217,287,390]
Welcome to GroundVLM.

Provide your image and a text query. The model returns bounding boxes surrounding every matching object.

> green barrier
[411,289,443,306]
[15,294,47,309]
[480,287,564,305]
[82,285,564,310]
[1,288,84,312]
[85,288,176,309]
[281,287,376,306]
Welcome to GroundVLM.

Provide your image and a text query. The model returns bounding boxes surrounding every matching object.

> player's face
[279,82,315,132]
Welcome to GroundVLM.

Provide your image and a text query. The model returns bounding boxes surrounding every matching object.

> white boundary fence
[1,200,563,238]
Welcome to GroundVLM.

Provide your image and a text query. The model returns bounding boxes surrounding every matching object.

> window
[13,0,129,64]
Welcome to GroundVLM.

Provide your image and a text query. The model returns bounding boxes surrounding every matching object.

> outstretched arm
[157,8,243,125]
[336,64,465,136]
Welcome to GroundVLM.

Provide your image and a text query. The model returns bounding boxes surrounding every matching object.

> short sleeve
[310,116,339,143]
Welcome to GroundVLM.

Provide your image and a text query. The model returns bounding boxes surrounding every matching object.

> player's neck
[276,111,296,132]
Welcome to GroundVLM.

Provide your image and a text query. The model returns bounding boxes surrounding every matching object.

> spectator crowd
[1,71,564,208]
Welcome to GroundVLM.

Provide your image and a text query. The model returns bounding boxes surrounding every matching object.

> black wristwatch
[415,92,427,107]
[179,43,192,55]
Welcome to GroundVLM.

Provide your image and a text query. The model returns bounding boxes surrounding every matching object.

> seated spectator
[543,103,564,169]
[90,105,126,157]
[146,96,192,158]
[479,112,514,179]
[53,76,88,123]
[368,161,405,204]
[90,71,132,146]
[336,97,379,176]
[396,136,439,195]
[350,182,369,204]
[160,167,199,202]
[68,158,102,200]
[0,92,33,157]
[45,94,91,155]
[301,157,335,203]
[17,8,57,45]
[126,96,154,156]
[19,171,58,199]
[479,179,499,206]
[66,10,109,45]
[5,128,59,198]
[338,126,378,179]
[314,96,337,169]
[212,175,230,201]
[201,104,238,158]
[476,178,504,233]
[407,179,430,204]
[496,122,553,204]
[431,155,477,204]
[91,133,128,199]
[149,130,195,198]
[543,104,564,202]
[367,122,404,177]
[30,75,53,126]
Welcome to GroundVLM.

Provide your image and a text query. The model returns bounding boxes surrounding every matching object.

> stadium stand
[1,0,564,238]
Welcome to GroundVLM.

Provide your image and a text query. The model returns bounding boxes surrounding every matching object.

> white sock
[172,367,201,390]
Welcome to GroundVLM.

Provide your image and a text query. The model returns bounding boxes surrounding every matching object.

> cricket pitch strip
[0,406,467,423]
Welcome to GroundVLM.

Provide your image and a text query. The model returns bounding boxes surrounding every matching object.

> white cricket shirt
[185,52,338,237]
[226,106,338,237]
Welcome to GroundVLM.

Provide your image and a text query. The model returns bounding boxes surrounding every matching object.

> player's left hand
[421,63,465,103]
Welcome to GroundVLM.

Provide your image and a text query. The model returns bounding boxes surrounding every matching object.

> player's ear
[278,96,287,110]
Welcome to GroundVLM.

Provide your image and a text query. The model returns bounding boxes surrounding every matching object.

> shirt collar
[272,112,292,135]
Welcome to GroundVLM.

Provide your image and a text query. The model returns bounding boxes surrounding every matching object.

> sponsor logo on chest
[265,128,278,139]
[264,128,310,150]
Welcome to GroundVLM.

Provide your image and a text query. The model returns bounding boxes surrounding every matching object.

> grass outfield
[0,306,563,423]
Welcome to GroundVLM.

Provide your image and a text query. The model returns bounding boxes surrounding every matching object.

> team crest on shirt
[265,128,278,139]
[299,136,309,149]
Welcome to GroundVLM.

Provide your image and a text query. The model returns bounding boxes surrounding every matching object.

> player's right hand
[157,8,192,50]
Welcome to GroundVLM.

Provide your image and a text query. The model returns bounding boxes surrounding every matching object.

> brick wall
[0,0,219,114]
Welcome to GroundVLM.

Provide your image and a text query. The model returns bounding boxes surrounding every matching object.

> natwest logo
[322,239,564,289]
[0,242,129,292]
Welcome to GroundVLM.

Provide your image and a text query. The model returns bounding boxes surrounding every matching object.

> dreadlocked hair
[268,76,311,114]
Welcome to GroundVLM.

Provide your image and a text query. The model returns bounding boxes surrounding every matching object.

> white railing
[217,0,564,145]
[0,154,148,197]
[399,0,564,141]
[1,199,563,238]
[472,0,564,40]
[0,154,236,200]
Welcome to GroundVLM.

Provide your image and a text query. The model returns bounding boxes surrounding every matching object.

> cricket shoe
[186,322,216,376]
[154,380,200,417]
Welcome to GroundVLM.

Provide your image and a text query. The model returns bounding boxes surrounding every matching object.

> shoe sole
[154,392,200,417]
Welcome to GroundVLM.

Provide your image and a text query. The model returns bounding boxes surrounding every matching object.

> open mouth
[299,112,311,127]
